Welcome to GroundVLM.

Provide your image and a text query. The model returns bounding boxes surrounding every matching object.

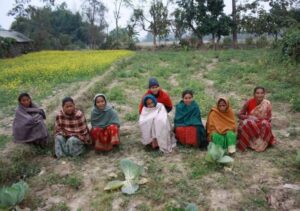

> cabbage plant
[206,142,234,164]
[104,158,143,194]
[0,181,29,209]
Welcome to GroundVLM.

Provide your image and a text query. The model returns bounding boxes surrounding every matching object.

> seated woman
[139,78,173,114]
[139,94,176,153]
[13,93,48,146]
[238,86,276,152]
[174,90,207,148]
[90,94,120,152]
[54,97,90,158]
[206,97,236,154]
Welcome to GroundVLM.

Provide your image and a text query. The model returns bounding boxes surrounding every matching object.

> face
[20,96,31,108]
[218,99,227,112]
[183,93,193,105]
[150,86,160,95]
[254,88,265,102]
[95,96,106,110]
[146,98,155,108]
[63,101,75,115]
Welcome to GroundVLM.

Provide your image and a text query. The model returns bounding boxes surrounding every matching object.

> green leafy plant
[166,203,198,211]
[296,150,300,165]
[104,158,144,194]
[0,181,29,209]
[206,142,234,164]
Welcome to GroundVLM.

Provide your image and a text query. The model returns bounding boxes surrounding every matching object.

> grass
[204,49,300,111]
[0,135,10,149]
[1,49,299,210]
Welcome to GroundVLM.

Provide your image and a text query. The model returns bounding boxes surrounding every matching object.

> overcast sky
[0,0,234,33]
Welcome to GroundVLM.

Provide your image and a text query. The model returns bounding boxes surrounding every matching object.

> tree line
[5,0,300,56]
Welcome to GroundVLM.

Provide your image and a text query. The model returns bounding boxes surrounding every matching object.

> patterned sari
[237,98,276,152]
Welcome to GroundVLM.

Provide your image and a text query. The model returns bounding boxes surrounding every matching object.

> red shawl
[139,89,173,114]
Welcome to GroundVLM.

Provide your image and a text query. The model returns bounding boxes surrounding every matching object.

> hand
[248,115,258,121]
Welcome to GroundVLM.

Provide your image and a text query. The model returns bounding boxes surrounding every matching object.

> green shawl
[91,94,120,128]
[174,100,207,147]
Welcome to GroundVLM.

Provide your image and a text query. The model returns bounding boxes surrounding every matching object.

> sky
[0,0,234,33]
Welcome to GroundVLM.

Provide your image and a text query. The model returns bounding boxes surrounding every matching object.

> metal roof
[0,30,32,43]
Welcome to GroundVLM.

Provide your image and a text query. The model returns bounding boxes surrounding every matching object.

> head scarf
[91,94,120,128]
[143,94,157,108]
[206,97,236,138]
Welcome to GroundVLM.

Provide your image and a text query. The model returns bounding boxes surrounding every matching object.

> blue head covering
[143,94,157,107]
[148,78,159,88]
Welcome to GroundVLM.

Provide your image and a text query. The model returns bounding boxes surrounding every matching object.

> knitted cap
[148,78,159,88]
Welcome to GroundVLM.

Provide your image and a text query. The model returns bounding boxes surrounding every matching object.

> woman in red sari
[238,86,276,152]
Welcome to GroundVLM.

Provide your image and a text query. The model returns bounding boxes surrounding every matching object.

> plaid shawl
[55,109,90,143]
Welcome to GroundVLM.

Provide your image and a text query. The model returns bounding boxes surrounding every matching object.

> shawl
[143,94,157,107]
[91,94,120,128]
[238,98,272,121]
[139,103,176,153]
[55,109,90,143]
[174,100,204,127]
[139,89,173,113]
[206,98,236,138]
[13,103,48,143]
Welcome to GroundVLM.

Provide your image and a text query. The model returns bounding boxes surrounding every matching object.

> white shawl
[139,103,176,153]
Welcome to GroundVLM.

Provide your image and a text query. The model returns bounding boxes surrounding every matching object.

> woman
[90,94,120,152]
[13,93,48,146]
[139,78,173,114]
[206,97,236,154]
[174,90,207,148]
[238,86,276,152]
[54,97,90,158]
[139,94,176,153]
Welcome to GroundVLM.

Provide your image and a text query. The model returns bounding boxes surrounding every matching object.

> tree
[113,0,132,48]
[131,0,171,48]
[8,0,55,17]
[232,0,238,48]
[82,0,108,48]
[172,8,187,41]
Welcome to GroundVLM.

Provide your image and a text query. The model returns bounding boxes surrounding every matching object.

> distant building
[0,29,33,57]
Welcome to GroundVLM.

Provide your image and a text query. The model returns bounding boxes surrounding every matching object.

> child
[13,93,48,146]
[174,90,207,148]
[90,94,120,152]
[206,97,236,154]
[54,97,90,158]
[139,78,173,114]
[139,94,176,153]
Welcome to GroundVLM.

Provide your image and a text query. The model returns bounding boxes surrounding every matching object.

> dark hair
[253,86,265,94]
[218,98,227,105]
[18,92,31,102]
[94,95,106,105]
[182,89,193,98]
[62,97,74,106]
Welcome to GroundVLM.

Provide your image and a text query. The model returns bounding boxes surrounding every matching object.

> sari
[139,95,176,153]
[206,98,236,153]
[237,98,276,152]
[174,100,207,147]
[13,103,48,144]
[90,94,121,151]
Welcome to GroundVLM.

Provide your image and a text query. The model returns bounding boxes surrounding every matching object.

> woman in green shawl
[174,90,207,148]
[90,94,120,151]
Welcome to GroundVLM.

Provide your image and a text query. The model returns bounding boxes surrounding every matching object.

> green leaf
[185,203,198,211]
[104,180,125,191]
[207,142,225,161]
[121,180,139,195]
[296,150,300,165]
[218,155,234,164]
[120,158,143,181]
[0,181,29,208]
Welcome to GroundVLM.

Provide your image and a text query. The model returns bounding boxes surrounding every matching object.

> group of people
[12,77,276,158]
